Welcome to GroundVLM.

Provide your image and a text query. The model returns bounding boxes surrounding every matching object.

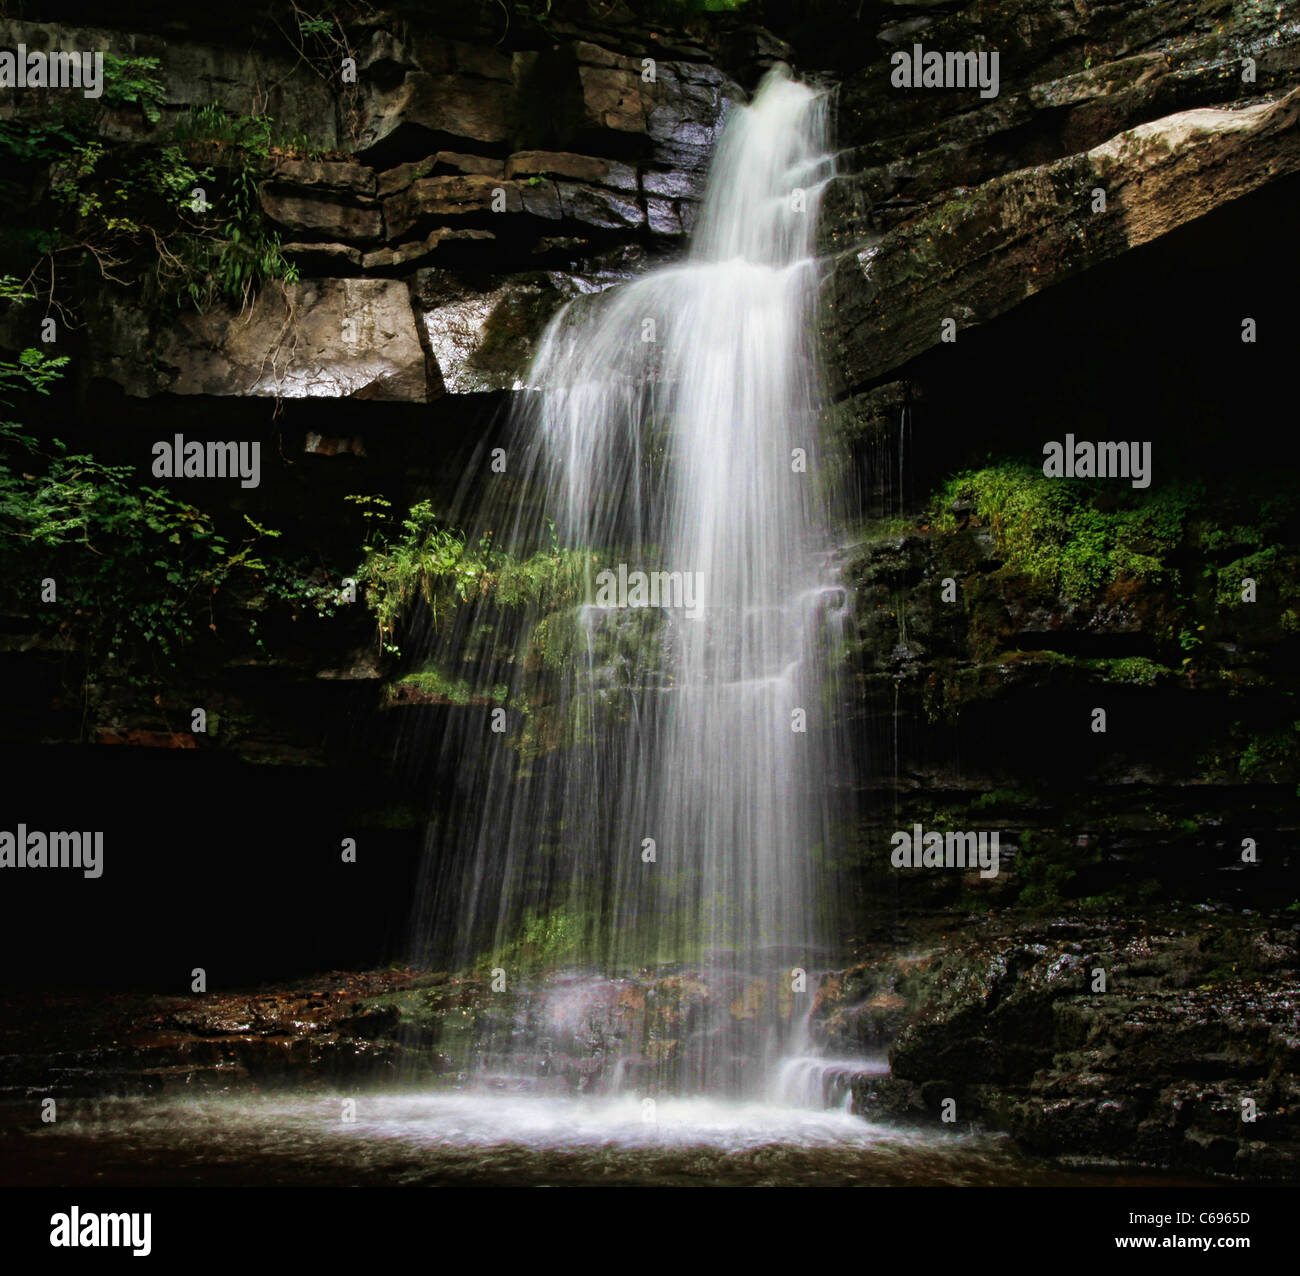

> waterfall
[408,65,849,1097]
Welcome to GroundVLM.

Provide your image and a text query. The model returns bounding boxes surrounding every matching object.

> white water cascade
[409,64,853,1098]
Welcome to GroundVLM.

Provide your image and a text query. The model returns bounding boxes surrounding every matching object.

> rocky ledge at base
[813,911,1300,1183]
[0,908,1295,1184]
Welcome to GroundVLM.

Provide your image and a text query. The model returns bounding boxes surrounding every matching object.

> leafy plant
[0,299,343,700]
[350,497,588,657]
[1,55,302,317]
[101,55,168,124]
[298,16,337,38]
[932,461,1202,601]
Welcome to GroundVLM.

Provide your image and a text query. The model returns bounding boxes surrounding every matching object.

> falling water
[409,65,849,1097]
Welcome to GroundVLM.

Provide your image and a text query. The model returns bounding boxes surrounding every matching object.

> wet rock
[259,184,383,244]
[645,61,736,172]
[817,917,1300,1179]
[376,152,506,198]
[410,267,571,394]
[850,1074,927,1122]
[505,150,638,191]
[355,72,510,158]
[646,198,683,237]
[828,87,1300,391]
[556,181,644,229]
[0,971,452,1094]
[90,279,429,401]
[383,174,516,239]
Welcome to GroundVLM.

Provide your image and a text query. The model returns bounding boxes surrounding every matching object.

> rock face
[49,3,1300,414]
[818,0,1300,392]
[0,971,438,1097]
[411,268,567,395]
[827,87,1300,390]
[15,15,740,404]
[91,278,430,401]
[0,17,338,147]
[813,915,1300,1181]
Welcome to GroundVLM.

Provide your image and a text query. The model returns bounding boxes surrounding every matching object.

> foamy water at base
[3,1091,1187,1187]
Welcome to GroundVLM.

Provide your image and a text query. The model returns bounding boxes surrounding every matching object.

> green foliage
[298,17,337,39]
[101,55,168,124]
[1212,547,1277,607]
[853,514,917,544]
[933,461,1201,600]
[486,905,586,971]
[172,102,330,161]
[0,310,340,692]
[1085,656,1171,686]
[352,497,589,656]
[0,422,272,681]
[969,787,1032,811]
[0,56,166,164]
[350,498,482,653]
[0,57,165,169]
[173,132,300,309]
[0,58,301,315]
[1237,721,1300,783]
[1014,829,1102,908]
[0,116,82,163]
[0,345,69,399]
[397,666,508,706]
[173,103,273,152]
[351,498,675,761]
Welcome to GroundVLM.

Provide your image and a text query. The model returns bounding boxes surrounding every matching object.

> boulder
[383,174,515,239]
[91,279,429,401]
[411,268,570,394]
[259,184,383,243]
[505,150,638,191]
[355,71,509,158]
[377,152,505,198]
